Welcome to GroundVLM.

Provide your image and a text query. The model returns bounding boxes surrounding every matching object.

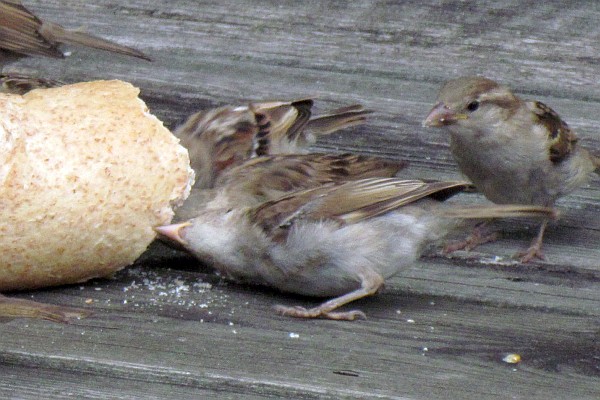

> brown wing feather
[252,99,313,156]
[321,179,468,224]
[249,182,341,236]
[0,1,150,61]
[531,101,578,164]
[251,100,371,156]
[0,1,62,58]
[178,99,374,187]
[305,104,373,135]
[216,153,407,204]
[0,73,63,94]
[250,178,469,239]
[176,105,259,187]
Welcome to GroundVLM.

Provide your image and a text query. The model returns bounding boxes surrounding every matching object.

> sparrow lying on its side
[175,99,371,188]
[0,0,150,65]
[423,76,599,262]
[174,152,407,222]
[157,178,556,320]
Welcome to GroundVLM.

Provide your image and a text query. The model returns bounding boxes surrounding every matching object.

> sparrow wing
[304,104,372,136]
[250,178,468,239]
[216,152,407,198]
[0,1,149,60]
[252,99,313,156]
[529,101,578,164]
[0,0,62,58]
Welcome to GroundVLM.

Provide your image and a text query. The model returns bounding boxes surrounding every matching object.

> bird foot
[514,221,547,263]
[443,226,498,254]
[274,304,366,321]
[515,245,545,263]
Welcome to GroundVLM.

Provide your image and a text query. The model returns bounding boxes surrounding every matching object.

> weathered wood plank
[0,365,254,400]
[0,265,599,400]
[1,0,599,399]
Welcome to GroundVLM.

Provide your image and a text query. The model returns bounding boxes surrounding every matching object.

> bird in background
[423,75,600,262]
[157,177,557,320]
[175,98,372,189]
[0,0,150,63]
[0,72,63,94]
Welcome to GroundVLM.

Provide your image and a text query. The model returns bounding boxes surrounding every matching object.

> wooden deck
[1,1,599,398]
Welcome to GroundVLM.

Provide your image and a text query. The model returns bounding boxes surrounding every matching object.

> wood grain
[1,1,599,399]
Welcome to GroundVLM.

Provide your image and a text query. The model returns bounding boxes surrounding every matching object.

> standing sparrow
[0,0,150,64]
[423,76,600,262]
[174,152,407,221]
[175,99,371,188]
[157,178,556,320]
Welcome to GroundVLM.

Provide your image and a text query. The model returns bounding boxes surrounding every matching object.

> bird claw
[323,310,367,321]
[274,304,366,321]
[515,245,545,263]
[443,229,498,254]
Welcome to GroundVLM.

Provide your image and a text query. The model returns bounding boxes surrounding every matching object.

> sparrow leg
[274,271,384,320]
[516,220,548,263]
[443,221,498,254]
[0,294,92,323]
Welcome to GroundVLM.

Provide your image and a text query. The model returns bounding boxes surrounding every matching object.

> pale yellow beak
[154,222,191,246]
[422,102,468,127]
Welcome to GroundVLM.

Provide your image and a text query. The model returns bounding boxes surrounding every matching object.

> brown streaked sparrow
[174,152,407,222]
[157,178,556,320]
[0,294,91,323]
[175,99,371,188]
[423,76,600,262]
[0,0,150,65]
[0,73,63,94]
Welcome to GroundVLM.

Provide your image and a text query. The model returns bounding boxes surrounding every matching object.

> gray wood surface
[1,1,599,399]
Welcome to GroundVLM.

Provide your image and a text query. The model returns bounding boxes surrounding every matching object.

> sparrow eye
[466,100,480,112]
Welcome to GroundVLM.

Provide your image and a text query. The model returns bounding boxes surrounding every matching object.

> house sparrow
[174,152,407,221]
[0,72,63,94]
[0,0,150,65]
[0,294,91,323]
[157,178,556,320]
[423,76,600,262]
[175,99,371,188]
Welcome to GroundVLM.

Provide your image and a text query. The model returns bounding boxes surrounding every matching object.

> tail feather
[306,105,372,136]
[39,22,151,61]
[251,101,371,155]
[439,204,559,220]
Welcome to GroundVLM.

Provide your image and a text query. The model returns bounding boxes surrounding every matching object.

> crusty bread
[0,80,194,290]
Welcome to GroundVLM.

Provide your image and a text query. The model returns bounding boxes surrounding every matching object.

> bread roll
[0,80,194,290]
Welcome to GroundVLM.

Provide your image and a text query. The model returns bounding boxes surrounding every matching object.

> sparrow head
[155,208,253,259]
[155,221,192,246]
[155,209,266,281]
[423,76,520,130]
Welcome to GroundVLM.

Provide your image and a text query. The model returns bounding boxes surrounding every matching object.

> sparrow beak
[422,102,468,127]
[154,222,191,246]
